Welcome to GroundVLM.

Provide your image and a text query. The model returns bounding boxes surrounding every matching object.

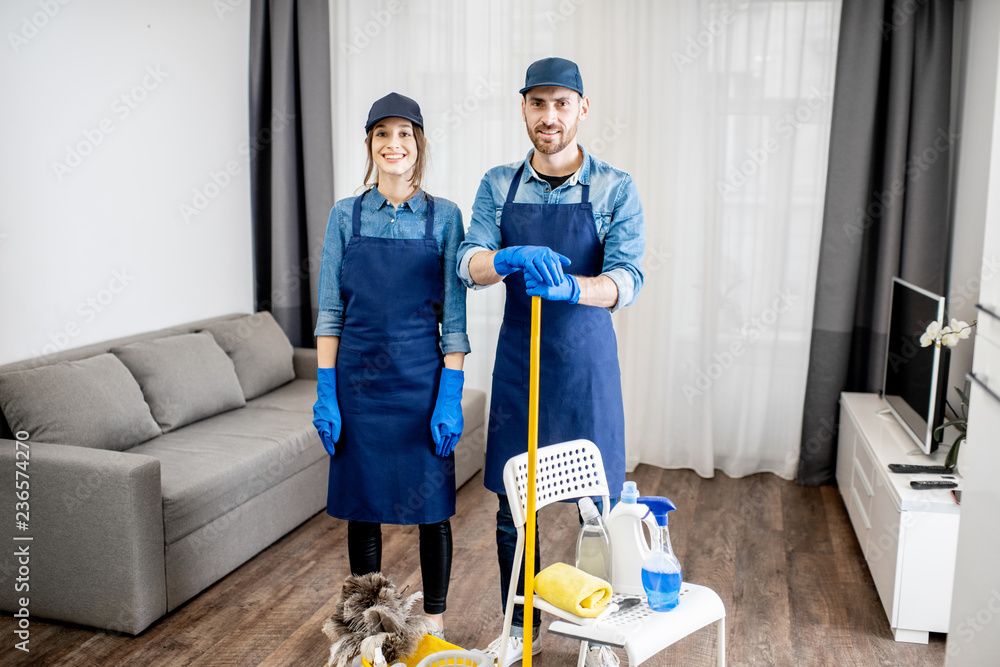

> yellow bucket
[361,634,462,667]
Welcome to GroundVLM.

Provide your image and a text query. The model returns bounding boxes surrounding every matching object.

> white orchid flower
[950,319,972,339]
[920,320,942,347]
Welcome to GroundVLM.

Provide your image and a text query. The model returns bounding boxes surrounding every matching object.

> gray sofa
[0,313,486,634]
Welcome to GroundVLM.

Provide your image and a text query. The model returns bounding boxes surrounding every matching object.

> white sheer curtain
[329,0,840,480]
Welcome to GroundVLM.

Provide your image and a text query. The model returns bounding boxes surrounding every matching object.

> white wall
[0,0,253,366]
[946,0,994,404]
[946,0,1000,663]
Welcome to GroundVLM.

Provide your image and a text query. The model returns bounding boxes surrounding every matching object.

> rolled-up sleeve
[457,174,503,289]
[314,205,348,337]
[441,205,471,355]
[601,175,645,312]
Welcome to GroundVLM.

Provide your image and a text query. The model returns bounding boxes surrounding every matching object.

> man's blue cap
[365,92,423,133]
[519,57,584,96]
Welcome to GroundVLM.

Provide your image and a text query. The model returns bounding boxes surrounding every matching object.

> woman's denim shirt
[315,188,471,355]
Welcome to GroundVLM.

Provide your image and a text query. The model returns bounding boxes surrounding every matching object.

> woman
[313,93,469,637]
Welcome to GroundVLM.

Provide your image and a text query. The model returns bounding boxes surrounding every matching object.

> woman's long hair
[362,125,426,192]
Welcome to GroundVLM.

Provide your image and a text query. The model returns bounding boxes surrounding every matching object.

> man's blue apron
[484,164,626,497]
[327,190,456,525]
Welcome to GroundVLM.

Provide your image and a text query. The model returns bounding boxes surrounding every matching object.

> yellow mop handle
[523,295,541,665]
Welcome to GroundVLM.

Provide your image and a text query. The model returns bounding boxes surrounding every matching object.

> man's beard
[528,120,578,155]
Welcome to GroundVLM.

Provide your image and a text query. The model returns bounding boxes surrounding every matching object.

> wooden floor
[1,466,947,667]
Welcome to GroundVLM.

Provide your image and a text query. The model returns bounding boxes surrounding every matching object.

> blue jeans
[495,494,617,635]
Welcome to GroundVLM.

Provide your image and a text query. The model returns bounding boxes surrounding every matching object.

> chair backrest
[501,439,611,528]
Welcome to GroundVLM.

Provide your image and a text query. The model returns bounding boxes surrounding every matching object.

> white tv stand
[836,392,961,644]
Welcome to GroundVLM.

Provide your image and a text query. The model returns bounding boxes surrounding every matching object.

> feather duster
[322,572,437,667]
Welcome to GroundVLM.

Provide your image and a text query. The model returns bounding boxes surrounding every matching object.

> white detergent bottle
[606,481,659,595]
[575,497,612,581]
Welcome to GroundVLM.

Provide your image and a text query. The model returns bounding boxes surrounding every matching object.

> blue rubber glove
[430,368,464,457]
[494,245,571,286]
[312,367,341,456]
[524,271,581,304]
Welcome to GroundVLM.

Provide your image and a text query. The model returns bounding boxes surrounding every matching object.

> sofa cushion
[245,379,316,413]
[113,332,245,433]
[0,353,161,450]
[127,406,325,544]
[199,312,295,401]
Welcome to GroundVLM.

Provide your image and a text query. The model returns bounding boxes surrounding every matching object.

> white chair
[498,439,726,666]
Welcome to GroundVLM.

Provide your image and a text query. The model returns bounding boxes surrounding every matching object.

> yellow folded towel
[534,562,613,618]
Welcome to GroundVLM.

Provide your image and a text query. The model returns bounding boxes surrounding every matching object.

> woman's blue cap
[365,92,423,133]
[519,57,584,96]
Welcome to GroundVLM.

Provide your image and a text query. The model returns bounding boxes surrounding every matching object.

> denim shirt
[315,188,471,355]
[458,146,645,312]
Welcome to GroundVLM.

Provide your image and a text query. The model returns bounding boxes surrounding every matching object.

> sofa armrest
[0,439,166,634]
[293,347,318,380]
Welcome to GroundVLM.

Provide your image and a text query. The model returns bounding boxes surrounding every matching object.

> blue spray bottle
[637,496,682,611]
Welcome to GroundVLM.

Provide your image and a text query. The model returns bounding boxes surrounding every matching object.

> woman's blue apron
[484,164,626,497]
[327,190,456,525]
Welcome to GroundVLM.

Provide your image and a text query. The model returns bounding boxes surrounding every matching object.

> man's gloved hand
[494,245,571,286]
[430,368,464,457]
[524,271,581,304]
[312,367,341,456]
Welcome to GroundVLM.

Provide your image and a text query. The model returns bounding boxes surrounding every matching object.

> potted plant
[921,319,977,471]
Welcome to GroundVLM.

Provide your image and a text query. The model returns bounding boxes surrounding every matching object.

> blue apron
[327,190,456,525]
[484,164,626,497]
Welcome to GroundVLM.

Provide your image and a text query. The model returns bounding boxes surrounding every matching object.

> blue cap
[519,57,584,96]
[365,92,423,133]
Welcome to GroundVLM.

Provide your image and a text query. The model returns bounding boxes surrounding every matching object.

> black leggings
[347,519,453,615]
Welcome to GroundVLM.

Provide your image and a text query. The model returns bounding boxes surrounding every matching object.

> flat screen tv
[880,277,950,455]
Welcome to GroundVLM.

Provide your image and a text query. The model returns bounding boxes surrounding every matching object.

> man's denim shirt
[458,146,645,312]
[315,188,471,355]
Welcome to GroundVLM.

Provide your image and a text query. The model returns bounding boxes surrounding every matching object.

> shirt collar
[522,145,591,187]
[365,187,426,212]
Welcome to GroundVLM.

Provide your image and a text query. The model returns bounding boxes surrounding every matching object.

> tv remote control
[888,464,952,474]
[910,480,958,490]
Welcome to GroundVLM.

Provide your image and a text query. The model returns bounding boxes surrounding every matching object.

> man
[458,57,645,666]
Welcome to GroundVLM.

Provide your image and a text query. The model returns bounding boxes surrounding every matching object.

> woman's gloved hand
[312,367,341,456]
[430,368,464,457]
[493,245,571,286]
[524,271,581,304]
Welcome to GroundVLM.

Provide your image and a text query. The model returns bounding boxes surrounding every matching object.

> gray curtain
[797,0,954,485]
[250,0,334,347]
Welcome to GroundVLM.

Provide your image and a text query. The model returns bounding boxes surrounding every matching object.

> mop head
[321,571,436,667]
